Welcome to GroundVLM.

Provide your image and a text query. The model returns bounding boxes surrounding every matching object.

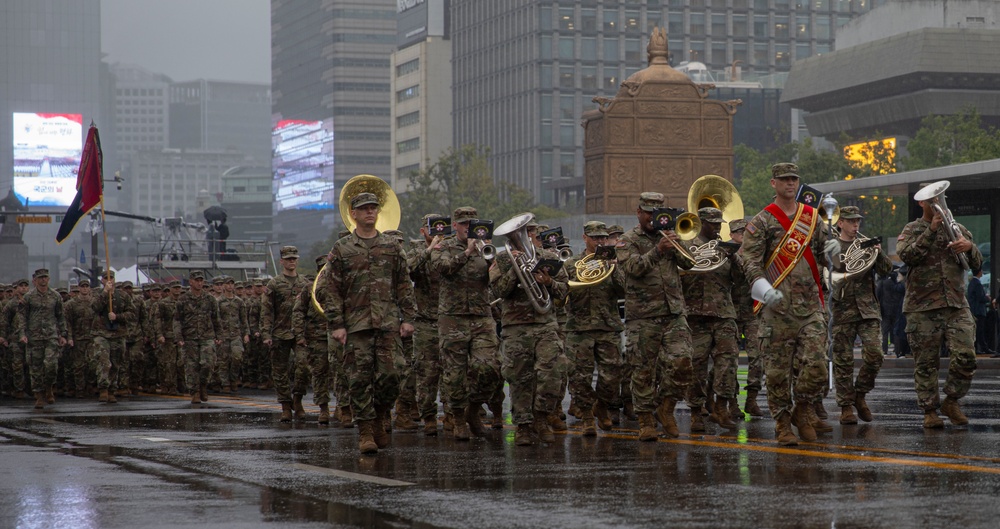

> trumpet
[659,211,700,263]
[475,239,496,260]
[558,247,573,261]
[913,180,969,270]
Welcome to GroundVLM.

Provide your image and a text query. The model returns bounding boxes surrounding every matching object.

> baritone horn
[312,174,401,313]
[494,213,552,314]
[913,180,970,270]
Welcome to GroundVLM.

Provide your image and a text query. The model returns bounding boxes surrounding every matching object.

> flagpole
[99,194,113,310]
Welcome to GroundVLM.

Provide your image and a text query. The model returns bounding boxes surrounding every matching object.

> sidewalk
[737,348,1000,370]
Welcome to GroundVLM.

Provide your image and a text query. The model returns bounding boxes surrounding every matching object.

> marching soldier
[738,163,834,445]
[490,214,569,446]
[408,214,447,435]
[121,281,144,396]
[2,279,31,399]
[897,183,983,428]
[430,206,504,439]
[829,206,893,424]
[245,279,267,389]
[619,192,696,441]
[153,280,183,394]
[680,208,742,432]
[606,224,632,424]
[291,256,333,424]
[323,192,417,454]
[262,246,310,422]
[563,221,625,435]
[16,269,68,409]
[729,219,764,417]
[174,270,221,404]
[64,279,96,398]
[91,271,136,403]
[216,277,249,394]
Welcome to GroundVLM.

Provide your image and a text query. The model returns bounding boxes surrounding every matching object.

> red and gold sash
[752,203,823,314]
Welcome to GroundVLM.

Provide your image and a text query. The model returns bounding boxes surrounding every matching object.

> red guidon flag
[56,124,103,243]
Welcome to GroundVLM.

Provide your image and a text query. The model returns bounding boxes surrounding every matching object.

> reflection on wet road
[3,370,1000,528]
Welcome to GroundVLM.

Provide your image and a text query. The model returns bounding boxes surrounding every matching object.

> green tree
[900,107,1000,170]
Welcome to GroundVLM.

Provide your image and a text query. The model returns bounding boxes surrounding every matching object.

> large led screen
[12,112,83,206]
[272,118,335,212]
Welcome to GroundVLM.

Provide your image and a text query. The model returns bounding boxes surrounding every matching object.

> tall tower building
[450,0,881,210]
[271,1,397,249]
[390,0,453,194]
[169,79,272,163]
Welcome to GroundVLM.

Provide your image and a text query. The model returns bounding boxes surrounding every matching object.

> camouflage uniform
[292,275,331,406]
[408,237,446,419]
[90,285,137,393]
[564,241,625,416]
[16,280,68,395]
[830,213,893,409]
[680,229,741,409]
[152,284,181,393]
[2,286,29,396]
[490,244,569,427]
[173,278,221,394]
[262,267,310,404]
[738,200,830,419]
[244,281,266,387]
[121,285,145,393]
[323,230,417,423]
[64,286,96,395]
[313,267,350,413]
[216,287,248,390]
[897,216,983,412]
[430,228,502,419]
[619,225,696,414]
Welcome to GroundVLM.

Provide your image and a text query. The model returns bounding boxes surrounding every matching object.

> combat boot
[98,389,109,403]
[568,400,581,419]
[423,415,438,436]
[488,400,505,429]
[814,401,829,420]
[774,412,798,446]
[467,405,485,436]
[690,406,706,433]
[623,401,637,421]
[515,423,536,446]
[199,385,208,403]
[655,398,680,438]
[940,397,969,426]
[358,421,378,454]
[534,411,555,443]
[809,404,833,433]
[923,409,944,429]
[318,403,330,425]
[547,412,568,433]
[293,395,306,422]
[45,387,55,404]
[339,406,354,428]
[190,392,200,404]
[579,408,597,437]
[709,397,737,430]
[593,400,613,431]
[372,408,391,448]
[840,406,858,425]
[744,390,764,417]
[107,390,117,403]
[729,398,742,422]
[394,401,418,431]
[855,393,873,422]
[451,408,471,440]
[279,402,293,423]
[791,403,816,441]
[34,392,45,409]
[637,412,658,442]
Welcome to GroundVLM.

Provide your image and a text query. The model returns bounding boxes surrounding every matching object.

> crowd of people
[2,163,986,455]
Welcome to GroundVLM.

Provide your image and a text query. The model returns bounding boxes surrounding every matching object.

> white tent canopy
[112,264,151,285]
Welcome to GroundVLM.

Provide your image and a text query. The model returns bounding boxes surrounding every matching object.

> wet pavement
[4,367,1000,528]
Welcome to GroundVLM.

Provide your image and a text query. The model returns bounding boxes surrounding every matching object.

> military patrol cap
[698,207,724,224]
[315,255,327,268]
[121,281,134,289]
[583,221,609,237]
[422,212,443,222]
[70,286,80,292]
[279,245,299,259]
[14,279,29,287]
[606,224,625,235]
[350,192,380,209]
[57,287,68,294]
[771,162,800,179]
[104,270,116,280]
[729,219,748,233]
[639,192,665,211]
[453,206,478,223]
[168,280,182,288]
[32,268,49,278]
[189,270,206,280]
[211,275,226,284]
[839,206,863,220]
[225,276,236,284]
[523,214,539,229]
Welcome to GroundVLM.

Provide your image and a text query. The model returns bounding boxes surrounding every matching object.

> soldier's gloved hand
[751,278,784,308]
[823,239,840,259]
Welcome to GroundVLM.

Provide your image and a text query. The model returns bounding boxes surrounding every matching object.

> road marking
[135,436,177,443]
[292,463,415,487]
[31,419,62,424]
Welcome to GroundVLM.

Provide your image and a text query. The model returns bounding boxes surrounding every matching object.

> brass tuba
[494,213,552,314]
[683,175,744,273]
[829,234,881,299]
[311,174,401,313]
[913,180,970,270]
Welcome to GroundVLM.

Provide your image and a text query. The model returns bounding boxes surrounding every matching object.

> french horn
[311,174,401,313]
[568,253,615,288]
[829,234,882,299]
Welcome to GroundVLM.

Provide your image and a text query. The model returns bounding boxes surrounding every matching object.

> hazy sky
[101,0,271,84]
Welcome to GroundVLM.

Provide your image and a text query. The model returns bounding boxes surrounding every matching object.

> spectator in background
[892,265,911,358]
[878,265,906,356]
[967,268,993,356]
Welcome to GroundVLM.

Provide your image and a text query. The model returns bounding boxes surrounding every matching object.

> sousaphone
[312,174,401,312]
